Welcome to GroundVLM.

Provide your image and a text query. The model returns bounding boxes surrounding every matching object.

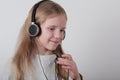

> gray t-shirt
[0,54,72,80]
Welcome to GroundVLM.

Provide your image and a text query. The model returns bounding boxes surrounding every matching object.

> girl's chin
[48,48,57,51]
[47,46,58,51]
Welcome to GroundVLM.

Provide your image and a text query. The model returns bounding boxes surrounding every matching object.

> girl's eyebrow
[48,25,66,29]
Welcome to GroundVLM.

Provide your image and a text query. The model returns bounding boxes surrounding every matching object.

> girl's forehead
[41,15,67,27]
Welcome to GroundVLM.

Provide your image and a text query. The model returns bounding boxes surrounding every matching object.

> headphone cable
[38,55,49,80]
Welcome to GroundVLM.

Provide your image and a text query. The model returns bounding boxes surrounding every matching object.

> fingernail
[58,58,62,61]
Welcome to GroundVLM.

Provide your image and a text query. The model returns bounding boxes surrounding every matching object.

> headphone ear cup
[63,31,66,40]
[28,23,41,37]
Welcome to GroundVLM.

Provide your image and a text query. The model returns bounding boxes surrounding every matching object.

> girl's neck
[39,50,53,55]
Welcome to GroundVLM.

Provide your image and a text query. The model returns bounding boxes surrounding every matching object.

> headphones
[28,0,65,40]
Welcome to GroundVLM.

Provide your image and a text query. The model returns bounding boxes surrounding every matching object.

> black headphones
[28,0,65,39]
[28,0,45,37]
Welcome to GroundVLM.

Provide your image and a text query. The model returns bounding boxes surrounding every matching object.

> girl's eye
[48,27,55,31]
[60,29,65,32]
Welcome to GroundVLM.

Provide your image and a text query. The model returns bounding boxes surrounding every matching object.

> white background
[0,0,120,80]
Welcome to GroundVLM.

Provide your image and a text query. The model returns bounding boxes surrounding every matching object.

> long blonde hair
[11,0,68,80]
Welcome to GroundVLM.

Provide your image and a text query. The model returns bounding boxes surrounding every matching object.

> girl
[1,0,83,80]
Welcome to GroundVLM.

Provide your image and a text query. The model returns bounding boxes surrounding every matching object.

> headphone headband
[32,0,48,23]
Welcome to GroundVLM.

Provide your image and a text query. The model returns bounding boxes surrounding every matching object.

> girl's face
[36,15,67,53]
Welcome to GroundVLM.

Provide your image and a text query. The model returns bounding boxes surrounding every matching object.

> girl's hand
[56,54,81,80]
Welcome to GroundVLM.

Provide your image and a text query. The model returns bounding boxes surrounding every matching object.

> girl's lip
[50,40,59,43]
[50,39,59,44]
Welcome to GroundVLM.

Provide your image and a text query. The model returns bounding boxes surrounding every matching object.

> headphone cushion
[28,23,40,37]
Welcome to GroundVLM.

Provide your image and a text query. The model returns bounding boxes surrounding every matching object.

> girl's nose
[54,31,63,39]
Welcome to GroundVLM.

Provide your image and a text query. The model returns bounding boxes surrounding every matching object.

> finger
[56,58,71,66]
[61,65,72,70]
[62,54,73,60]
[57,59,77,74]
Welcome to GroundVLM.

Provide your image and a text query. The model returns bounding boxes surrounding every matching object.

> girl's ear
[35,36,39,42]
